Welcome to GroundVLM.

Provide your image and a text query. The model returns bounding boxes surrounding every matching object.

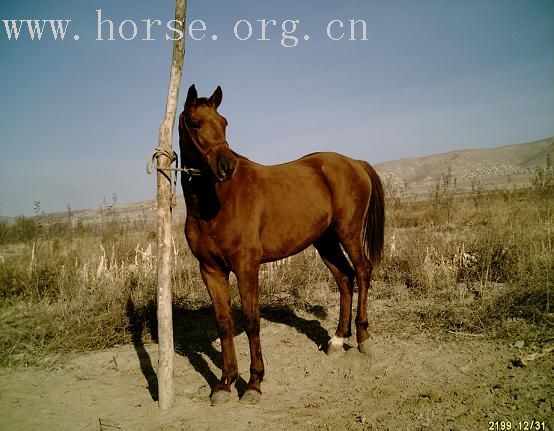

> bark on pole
[156,0,187,410]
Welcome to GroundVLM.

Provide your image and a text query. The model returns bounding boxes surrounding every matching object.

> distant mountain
[375,137,553,195]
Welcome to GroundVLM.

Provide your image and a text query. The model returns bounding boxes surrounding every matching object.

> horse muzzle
[200,141,237,182]
[217,156,237,181]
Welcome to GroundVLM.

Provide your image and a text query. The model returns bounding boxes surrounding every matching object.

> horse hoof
[210,390,230,405]
[358,338,374,357]
[240,389,261,405]
[326,342,344,356]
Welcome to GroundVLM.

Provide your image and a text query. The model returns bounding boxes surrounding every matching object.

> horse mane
[231,150,250,161]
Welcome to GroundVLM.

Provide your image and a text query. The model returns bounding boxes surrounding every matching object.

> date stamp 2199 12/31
[488,420,548,431]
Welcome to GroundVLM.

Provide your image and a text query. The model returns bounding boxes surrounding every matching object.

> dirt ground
[0,302,552,431]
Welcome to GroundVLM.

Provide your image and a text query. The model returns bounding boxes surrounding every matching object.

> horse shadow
[126,299,331,401]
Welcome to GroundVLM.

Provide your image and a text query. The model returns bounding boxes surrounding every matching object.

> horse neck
[181,174,220,219]
[181,153,253,220]
[179,133,251,218]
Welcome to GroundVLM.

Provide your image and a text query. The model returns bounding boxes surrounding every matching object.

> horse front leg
[235,263,264,404]
[200,263,237,405]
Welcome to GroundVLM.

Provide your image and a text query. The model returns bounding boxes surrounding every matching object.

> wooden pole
[156,0,187,410]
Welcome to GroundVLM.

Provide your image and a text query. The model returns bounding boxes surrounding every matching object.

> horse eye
[188,121,201,129]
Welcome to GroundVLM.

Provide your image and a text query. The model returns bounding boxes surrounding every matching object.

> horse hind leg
[330,204,376,356]
[338,235,374,356]
[314,230,355,355]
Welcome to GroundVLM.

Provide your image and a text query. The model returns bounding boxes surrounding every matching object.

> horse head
[179,84,238,181]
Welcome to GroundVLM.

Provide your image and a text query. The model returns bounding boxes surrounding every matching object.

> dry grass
[379,163,552,340]
[0,167,552,366]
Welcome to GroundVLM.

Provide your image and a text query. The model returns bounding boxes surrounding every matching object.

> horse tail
[360,161,385,267]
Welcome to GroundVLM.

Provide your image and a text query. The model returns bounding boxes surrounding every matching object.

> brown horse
[178,85,385,405]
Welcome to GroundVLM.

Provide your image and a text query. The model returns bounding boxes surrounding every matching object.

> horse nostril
[227,159,236,176]
[218,159,226,175]
[218,159,231,179]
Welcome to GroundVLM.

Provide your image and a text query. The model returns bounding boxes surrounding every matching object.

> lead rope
[146,147,203,207]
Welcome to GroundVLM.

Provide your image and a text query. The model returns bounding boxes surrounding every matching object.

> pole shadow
[126,298,158,401]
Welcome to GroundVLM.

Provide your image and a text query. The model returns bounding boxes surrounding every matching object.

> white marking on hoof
[329,336,348,346]
[329,336,343,346]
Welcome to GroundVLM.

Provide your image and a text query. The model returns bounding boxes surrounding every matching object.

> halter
[146,113,231,207]
[183,119,229,165]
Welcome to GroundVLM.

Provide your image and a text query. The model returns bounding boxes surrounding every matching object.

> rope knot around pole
[147,147,203,207]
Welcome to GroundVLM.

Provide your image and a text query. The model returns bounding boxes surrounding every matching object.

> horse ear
[185,84,197,107]
[209,85,223,108]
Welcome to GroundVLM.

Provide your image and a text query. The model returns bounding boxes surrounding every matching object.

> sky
[0,0,553,216]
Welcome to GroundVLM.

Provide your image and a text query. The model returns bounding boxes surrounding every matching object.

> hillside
[375,137,553,195]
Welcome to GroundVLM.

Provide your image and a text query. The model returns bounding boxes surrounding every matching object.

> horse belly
[259,189,332,261]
